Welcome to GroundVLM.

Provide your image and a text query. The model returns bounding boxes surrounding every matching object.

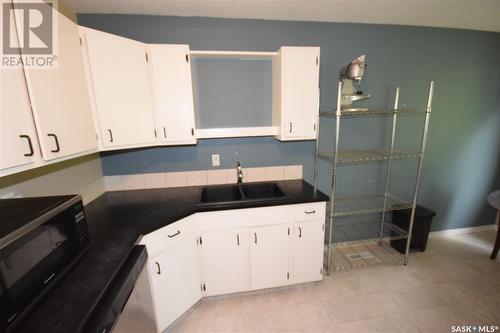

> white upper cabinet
[148,44,196,145]
[80,27,156,149]
[0,64,40,172]
[0,17,40,173]
[19,9,96,161]
[273,46,320,141]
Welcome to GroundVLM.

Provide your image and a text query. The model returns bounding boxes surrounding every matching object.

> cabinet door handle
[19,135,34,156]
[47,133,60,153]
[155,262,161,274]
[163,126,167,138]
[254,232,258,244]
[107,129,113,143]
[167,230,181,238]
[298,227,302,238]
[237,234,240,246]
[191,128,195,136]
[305,210,316,214]
[289,122,293,133]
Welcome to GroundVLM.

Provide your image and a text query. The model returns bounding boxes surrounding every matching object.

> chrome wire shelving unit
[314,80,434,274]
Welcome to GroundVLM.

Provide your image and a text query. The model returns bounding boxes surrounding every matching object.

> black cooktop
[0,195,77,240]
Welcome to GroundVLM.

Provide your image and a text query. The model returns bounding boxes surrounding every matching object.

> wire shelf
[316,81,434,274]
[330,219,408,245]
[318,148,421,165]
[328,193,413,217]
[319,107,427,118]
[326,240,404,272]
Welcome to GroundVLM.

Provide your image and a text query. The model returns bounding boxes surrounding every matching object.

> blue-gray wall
[78,15,500,232]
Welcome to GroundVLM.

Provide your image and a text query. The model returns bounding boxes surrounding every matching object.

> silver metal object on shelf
[339,55,369,108]
[339,55,366,82]
[314,78,435,274]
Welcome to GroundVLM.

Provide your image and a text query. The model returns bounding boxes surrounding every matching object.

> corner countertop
[15,180,328,333]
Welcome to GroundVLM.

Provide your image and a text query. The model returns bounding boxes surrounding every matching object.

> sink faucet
[236,161,244,186]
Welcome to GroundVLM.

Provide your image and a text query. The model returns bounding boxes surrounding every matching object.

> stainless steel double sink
[200,183,285,204]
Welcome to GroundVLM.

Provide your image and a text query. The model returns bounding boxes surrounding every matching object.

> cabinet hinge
[316,56,318,65]
[199,236,203,245]
[185,54,189,63]
[287,272,290,280]
[145,52,149,62]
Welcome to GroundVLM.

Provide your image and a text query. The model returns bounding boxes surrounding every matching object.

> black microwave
[0,195,90,332]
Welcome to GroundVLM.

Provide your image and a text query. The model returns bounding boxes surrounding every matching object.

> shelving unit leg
[326,81,343,275]
[404,81,434,264]
[379,87,400,243]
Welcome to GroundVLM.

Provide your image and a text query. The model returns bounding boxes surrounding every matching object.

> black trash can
[391,205,436,254]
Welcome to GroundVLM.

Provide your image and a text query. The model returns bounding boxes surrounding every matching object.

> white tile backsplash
[166,172,188,188]
[121,174,145,190]
[102,165,302,191]
[207,169,228,185]
[245,167,267,182]
[144,173,167,189]
[104,175,122,191]
[284,165,303,180]
[227,168,238,184]
[186,170,207,186]
[80,178,105,204]
[265,166,285,181]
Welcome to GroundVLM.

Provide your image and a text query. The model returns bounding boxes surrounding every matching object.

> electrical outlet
[211,154,220,167]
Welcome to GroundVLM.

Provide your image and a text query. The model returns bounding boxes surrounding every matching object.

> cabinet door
[19,8,96,161]
[293,220,324,284]
[200,229,249,296]
[148,44,196,145]
[250,224,291,290]
[82,27,155,148]
[0,17,39,171]
[279,47,320,141]
[149,235,202,332]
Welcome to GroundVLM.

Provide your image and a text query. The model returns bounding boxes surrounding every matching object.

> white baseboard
[429,224,497,238]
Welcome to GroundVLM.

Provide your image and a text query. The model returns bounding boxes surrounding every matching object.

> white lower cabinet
[250,224,291,290]
[148,234,202,332]
[141,202,325,332]
[293,220,325,284]
[199,229,249,296]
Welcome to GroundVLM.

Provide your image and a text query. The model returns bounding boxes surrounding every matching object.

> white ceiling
[63,0,500,33]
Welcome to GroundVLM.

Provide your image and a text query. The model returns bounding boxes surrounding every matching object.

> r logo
[2,1,54,55]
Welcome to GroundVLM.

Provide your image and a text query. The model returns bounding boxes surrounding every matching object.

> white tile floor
[170,230,500,333]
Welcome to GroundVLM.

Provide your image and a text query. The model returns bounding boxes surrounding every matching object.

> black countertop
[15,180,328,333]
